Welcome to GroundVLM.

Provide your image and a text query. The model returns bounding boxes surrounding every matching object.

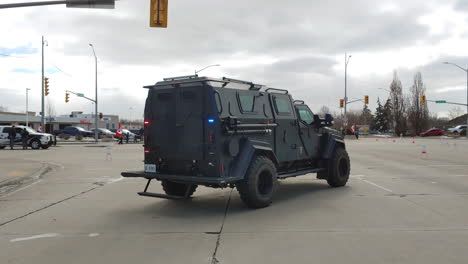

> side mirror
[312,114,321,126]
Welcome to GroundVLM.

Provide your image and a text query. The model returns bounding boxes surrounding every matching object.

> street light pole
[26,88,31,127]
[89,44,98,143]
[344,53,352,125]
[443,62,468,139]
[195,64,220,75]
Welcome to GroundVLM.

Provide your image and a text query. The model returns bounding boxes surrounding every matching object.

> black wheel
[30,139,41,150]
[236,156,277,208]
[0,146,5,149]
[161,180,197,197]
[42,145,50,149]
[326,147,350,187]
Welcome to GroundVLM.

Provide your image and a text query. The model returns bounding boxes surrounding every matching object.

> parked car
[53,126,93,137]
[447,125,467,134]
[0,125,54,149]
[420,128,445,137]
[120,129,136,139]
[91,128,116,137]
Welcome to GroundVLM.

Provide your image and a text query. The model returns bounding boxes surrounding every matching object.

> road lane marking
[1,179,42,198]
[88,233,100,237]
[360,179,393,193]
[10,233,60,242]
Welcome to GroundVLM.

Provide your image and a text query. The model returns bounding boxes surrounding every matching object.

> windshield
[25,127,37,134]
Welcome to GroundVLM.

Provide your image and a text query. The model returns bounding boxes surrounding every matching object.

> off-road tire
[161,180,197,197]
[30,139,41,150]
[326,147,350,187]
[0,146,5,149]
[236,156,278,208]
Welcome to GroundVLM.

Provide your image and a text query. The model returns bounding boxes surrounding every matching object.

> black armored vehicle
[122,75,350,208]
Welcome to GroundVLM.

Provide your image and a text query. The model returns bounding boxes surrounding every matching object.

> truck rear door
[151,83,205,161]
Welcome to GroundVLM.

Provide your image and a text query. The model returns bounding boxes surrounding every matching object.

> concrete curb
[0,163,54,194]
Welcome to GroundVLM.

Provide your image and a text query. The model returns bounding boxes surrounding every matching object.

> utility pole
[344,53,352,126]
[26,88,31,127]
[41,36,45,131]
[89,44,98,143]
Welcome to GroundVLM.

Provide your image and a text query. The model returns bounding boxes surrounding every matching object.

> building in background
[0,111,119,133]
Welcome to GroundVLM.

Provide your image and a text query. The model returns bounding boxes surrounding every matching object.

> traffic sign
[435,100,447,103]
[150,0,168,28]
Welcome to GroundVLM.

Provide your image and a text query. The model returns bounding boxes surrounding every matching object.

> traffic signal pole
[41,36,45,131]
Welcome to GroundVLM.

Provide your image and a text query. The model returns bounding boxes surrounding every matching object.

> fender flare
[228,139,278,180]
[322,134,346,159]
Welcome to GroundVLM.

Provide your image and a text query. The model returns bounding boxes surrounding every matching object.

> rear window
[182,91,196,100]
[158,93,173,101]
[239,95,255,112]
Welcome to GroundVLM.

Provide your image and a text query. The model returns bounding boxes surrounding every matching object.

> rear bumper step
[137,191,190,200]
[121,170,242,185]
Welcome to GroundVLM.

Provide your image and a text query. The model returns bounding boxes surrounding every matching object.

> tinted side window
[3,127,11,134]
[298,109,314,125]
[239,95,255,112]
[274,97,291,114]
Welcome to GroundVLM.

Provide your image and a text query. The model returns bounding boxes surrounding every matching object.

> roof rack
[222,77,265,91]
[163,74,199,81]
[265,88,288,94]
[293,100,305,104]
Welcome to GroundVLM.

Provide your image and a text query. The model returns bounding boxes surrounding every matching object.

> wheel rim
[257,170,273,195]
[32,141,39,149]
[338,157,348,178]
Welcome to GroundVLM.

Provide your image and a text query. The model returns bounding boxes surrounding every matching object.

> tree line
[328,71,452,136]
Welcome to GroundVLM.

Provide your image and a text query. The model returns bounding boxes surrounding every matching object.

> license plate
[144,164,157,173]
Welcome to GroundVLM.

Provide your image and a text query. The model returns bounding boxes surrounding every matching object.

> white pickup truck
[0,125,55,149]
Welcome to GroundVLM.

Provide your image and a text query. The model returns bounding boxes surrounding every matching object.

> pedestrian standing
[8,125,17,150]
[21,128,29,150]
[355,125,360,140]
[125,132,130,144]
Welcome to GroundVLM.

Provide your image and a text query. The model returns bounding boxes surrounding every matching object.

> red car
[420,128,445,137]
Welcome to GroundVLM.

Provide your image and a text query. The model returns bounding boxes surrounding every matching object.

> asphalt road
[1,138,468,264]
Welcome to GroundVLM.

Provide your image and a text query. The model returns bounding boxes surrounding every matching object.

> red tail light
[144,120,150,126]
[144,149,150,153]
[209,131,214,143]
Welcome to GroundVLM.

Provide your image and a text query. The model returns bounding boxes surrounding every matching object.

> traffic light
[364,95,369,105]
[65,92,69,103]
[99,112,103,119]
[44,77,49,96]
[150,0,168,28]
[421,95,426,106]
[340,99,344,108]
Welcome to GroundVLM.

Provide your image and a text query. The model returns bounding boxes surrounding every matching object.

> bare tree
[407,72,429,135]
[318,105,331,116]
[389,71,407,135]
[47,99,56,119]
[448,106,465,120]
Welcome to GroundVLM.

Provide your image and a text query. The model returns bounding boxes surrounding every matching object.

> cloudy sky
[1,0,468,119]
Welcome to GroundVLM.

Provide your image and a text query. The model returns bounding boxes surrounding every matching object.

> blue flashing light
[208,118,215,123]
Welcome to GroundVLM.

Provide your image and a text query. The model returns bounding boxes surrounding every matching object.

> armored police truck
[122,75,350,208]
